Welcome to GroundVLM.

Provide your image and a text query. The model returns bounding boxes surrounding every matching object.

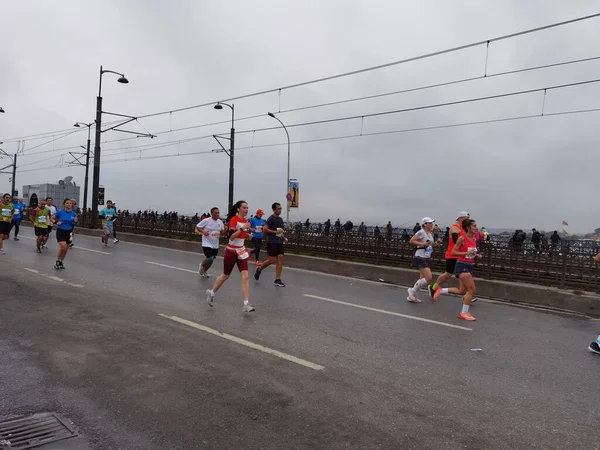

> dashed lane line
[158,314,325,371]
[303,294,473,331]
[24,268,84,288]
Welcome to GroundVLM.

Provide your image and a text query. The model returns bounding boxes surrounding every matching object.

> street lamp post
[267,112,291,224]
[73,122,92,223]
[90,65,129,229]
[214,103,235,214]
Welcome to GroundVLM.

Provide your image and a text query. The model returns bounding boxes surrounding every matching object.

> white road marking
[146,261,197,273]
[20,236,111,255]
[303,294,473,331]
[72,246,111,255]
[158,314,325,371]
[24,268,83,288]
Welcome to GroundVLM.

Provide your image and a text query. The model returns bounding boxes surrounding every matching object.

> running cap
[457,211,470,220]
[256,209,264,215]
[421,217,435,225]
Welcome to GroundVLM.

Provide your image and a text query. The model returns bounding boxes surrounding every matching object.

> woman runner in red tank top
[444,219,481,321]
[205,200,255,313]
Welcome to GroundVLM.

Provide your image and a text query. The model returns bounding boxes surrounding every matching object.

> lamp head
[267,112,276,118]
[73,123,80,127]
[117,76,129,84]
[214,104,223,110]
[0,107,5,113]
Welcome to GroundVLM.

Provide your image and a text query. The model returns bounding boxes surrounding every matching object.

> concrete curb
[62,226,600,317]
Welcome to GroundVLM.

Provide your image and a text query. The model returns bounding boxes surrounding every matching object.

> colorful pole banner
[98,187,105,205]
[287,180,299,208]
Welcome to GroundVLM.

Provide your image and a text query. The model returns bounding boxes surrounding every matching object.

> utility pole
[0,151,17,197]
[11,153,16,197]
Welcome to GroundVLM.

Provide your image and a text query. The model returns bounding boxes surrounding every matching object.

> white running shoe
[243,303,255,313]
[205,289,214,307]
[407,288,420,303]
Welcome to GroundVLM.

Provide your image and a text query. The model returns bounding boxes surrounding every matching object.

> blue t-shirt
[250,216,265,239]
[99,207,116,221]
[55,209,78,231]
[12,202,26,220]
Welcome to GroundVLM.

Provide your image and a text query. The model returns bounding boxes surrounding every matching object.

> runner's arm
[451,236,468,257]
[409,232,429,247]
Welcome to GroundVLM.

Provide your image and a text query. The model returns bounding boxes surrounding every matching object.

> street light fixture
[267,112,291,224]
[0,107,5,113]
[90,66,129,229]
[73,122,93,224]
[213,102,235,214]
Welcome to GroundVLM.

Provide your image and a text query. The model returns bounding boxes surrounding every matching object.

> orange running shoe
[433,288,442,302]
[458,312,476,321]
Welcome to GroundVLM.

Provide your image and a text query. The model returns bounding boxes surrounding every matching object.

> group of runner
[197,201,288,313]
[407,211,482,321]
[1,194,121,269]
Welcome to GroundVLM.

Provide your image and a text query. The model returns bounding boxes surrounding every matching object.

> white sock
[210,290,215,297]
[413,279,422,290]
[244,300,249,306]
[441,288,449,295]
[461,304,469,314]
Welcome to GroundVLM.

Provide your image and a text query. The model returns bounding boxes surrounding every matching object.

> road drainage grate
[0,412,78,449]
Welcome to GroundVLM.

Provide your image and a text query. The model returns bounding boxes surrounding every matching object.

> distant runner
[30,198,51,253]
[440,218,481,321]
[249,209,265,266]
[432,211,475,304]
[196,207,225,278]
[51,199,78,269]
[205,200,255,313]
[45,197,57,248]
[99,201,117,247]
[0,193,15,255]
[11,197,26,241]
[254,202,287,287]
[407,217,442,303]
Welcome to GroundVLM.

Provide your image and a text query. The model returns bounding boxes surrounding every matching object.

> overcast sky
[1,1,600,232]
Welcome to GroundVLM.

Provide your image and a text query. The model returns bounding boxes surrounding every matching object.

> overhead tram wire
[96,105,600,163]
[18,104,600,174]
[29,75,600,162]
[4,12,600,145]
[9,53,600,159]
[134,12,600,120]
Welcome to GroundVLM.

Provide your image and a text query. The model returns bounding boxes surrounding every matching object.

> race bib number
[466,247,477,260]
[236,248,249,260]
[211,231,221,237]
[1,208,11,217]
[14,209,19,215]
[37,216,47,223]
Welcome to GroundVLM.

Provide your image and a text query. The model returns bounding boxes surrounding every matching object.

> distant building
[22,176,81,208]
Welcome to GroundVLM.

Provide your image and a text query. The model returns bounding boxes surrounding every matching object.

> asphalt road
[1,233,599,450]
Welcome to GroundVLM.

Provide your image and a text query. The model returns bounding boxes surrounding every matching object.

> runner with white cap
[407,217,442,303]
[431,211,470,301]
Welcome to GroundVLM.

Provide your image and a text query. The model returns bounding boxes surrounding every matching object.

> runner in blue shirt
[99,200,117,247]
[249,209,265,266]
[50,198,78,269]
[11,197,27,241]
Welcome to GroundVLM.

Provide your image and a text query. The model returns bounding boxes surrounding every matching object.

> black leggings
[13,220,21,237]
[252,237,262,261]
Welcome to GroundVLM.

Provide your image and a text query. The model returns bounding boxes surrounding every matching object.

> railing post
[560,246,567,289]
[333,230,339,260]
[486,243,493,279]
[295,226,301,255]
